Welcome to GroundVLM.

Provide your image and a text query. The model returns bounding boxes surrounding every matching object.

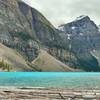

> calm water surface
[0,72,100,89]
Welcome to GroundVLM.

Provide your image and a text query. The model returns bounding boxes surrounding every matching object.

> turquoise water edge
[0,72,100,89]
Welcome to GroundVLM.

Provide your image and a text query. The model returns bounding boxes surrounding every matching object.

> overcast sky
[23,0,100,28]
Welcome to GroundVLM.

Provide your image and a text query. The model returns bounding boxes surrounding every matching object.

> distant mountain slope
[32,50,76,72]
[58,15,100,71]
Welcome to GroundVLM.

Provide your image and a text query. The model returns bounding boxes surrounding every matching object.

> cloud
[22,0,100,28]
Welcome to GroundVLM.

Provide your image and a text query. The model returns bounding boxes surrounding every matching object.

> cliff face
[0,0,39,62]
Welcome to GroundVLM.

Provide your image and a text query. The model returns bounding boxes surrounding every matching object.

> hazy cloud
[23,0,100,28]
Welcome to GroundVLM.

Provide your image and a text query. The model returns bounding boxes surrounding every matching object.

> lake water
[0,72,100,89]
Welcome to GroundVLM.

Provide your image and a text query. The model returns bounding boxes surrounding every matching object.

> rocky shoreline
[0,87,100,99]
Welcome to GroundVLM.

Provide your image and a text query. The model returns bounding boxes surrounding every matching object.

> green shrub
[0,59,12,72]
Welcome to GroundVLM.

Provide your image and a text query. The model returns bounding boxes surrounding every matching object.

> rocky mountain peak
[58,15,100,51]
[59,15,99,36]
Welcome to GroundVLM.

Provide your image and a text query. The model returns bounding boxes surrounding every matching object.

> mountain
[0,0,74,71]
[59,15,100,71]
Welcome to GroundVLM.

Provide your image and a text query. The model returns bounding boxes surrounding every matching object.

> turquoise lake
[0,72,100,89]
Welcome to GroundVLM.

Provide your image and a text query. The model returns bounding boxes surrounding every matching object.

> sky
[22,0,100,28]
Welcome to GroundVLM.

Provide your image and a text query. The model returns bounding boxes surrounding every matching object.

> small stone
[82,95,96,99]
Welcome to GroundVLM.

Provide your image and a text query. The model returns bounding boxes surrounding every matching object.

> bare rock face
[0,0,40,61]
